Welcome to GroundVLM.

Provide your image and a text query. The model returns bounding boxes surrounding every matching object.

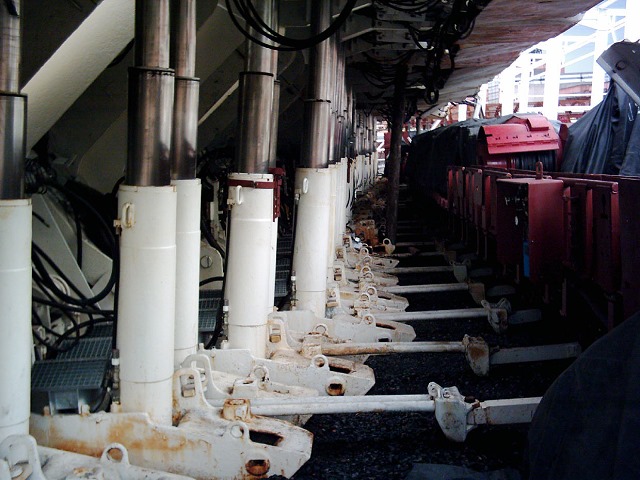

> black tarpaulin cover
[527,310,640,480]
[561,82,640,175]
[406,117,504,196]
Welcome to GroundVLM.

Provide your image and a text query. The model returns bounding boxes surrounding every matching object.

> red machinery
[477,115,563,170]
[495,177,565,284]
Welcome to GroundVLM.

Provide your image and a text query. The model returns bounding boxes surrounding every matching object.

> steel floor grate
[199,290,222,332]
[57,337,112,360]
[31,359,109,391]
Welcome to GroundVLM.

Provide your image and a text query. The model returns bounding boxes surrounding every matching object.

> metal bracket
[429,383,476,442]
[481,298,511,333]
[463,335,490,376]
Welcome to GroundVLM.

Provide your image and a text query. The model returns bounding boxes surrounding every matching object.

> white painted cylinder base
[117,185,177,425]
[292,168,332,317]
[0,200,32,443]
[172,179,202,368]
[225,173,275,358]
[346,159,354,223]
[268,217,278,309]
[335,159,348,248]
[327,164,338,280]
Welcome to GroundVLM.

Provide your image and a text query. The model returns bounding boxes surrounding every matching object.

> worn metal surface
[468,398,541,426]
[215,395,436,416]
[374,308,491,323]
[317,341,465,356]
[490,343,581,366]
[31,366,315,479]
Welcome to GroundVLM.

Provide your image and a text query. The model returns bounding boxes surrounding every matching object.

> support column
[225,0,275,356]
[625,0,640,42]
[542,37,561,121]
[225,173,275,357]
[518,54,530,112]
[292,1,334,317]
[0,0,31,443]
[171,0,202,368]
[457,103,467,122]
[385,64,407,245]
[499,66,515,116]
[117,0,176,425]
[590,23,608,107]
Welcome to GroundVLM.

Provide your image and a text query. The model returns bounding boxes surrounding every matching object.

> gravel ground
[271,198,583,480]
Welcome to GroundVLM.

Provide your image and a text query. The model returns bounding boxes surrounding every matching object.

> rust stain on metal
[466,342,486,364]
[245,459,270,477]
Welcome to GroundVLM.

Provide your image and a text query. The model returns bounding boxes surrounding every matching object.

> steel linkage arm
[216,383,541,443]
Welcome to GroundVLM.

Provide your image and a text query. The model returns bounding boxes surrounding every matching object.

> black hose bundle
[225,0,358,51]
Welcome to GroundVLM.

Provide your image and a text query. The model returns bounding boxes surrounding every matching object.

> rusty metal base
[30,369,313,480]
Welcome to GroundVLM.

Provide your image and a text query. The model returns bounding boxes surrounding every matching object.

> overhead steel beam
[22,0,135,152]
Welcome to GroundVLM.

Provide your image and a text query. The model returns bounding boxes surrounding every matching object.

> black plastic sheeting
[526,310,640,480]
[405,117,502,196]
[561,82,640,175]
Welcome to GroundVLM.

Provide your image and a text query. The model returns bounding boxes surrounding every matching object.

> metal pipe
[172,0,196,78]
[301,0,332,168]
[0,0,20,92]
[0,1,25,200]
[269,81,280,167]
[318,341,465,356]
[171,78,199,179]
[135,0,171,68]
[236,0,274,174]
[385,63,408,244]
[126,67,175,186]
[374,308,490,322]
[268,0,279,167]
[394,241,436,247]
[392,251,444,258]
[118,0,176,425]
[0,1,31,445]
[171,0,199,180]
[378,265,454,274]
[381,283,469,295]
[217,395,436,416]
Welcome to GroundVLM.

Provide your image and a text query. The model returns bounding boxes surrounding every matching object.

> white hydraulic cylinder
[335,159,348,248]
[327,164,338,279]
[117,186,177,425]
[292,168,332,317]
[0,200,32,443]
[225,173,275,358]
[172,179,201,368]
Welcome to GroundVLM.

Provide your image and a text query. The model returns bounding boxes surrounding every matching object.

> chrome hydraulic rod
[171,0,199,180]
[389,252,447,258]
[227,395,437,416]
[374,308,489,322]
[301,1,332,169]
[236,0,274,174]
[317,341,466,356]
[127,0,174,186]
[381,283,469,294]
[0,0,26,199]
[395,241,436,248]
[378,265,454,274]
[212,388,541,443]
